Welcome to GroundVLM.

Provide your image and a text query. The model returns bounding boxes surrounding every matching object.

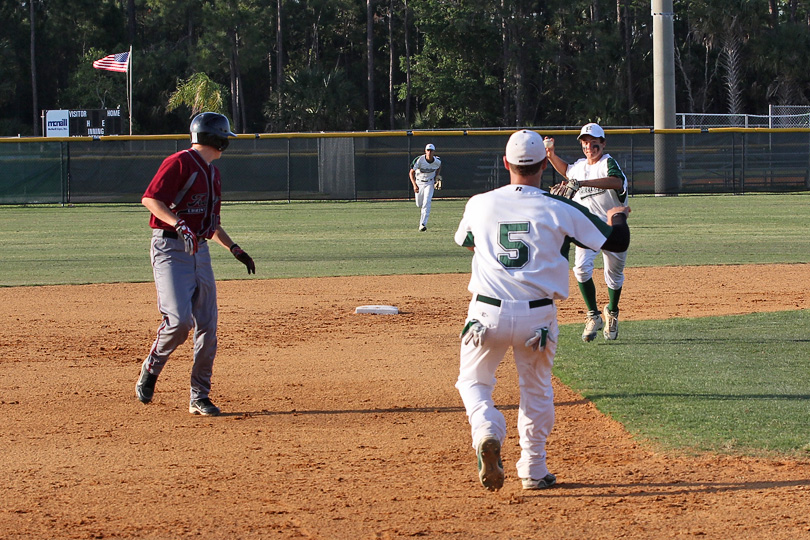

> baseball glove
[434,175,442,190]
[549,179,579,199]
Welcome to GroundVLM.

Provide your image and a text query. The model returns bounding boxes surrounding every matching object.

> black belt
[158,229,179,239]
[476,294,552,308]
[155,229,206,243]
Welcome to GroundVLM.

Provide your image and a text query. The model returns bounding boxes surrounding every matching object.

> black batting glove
[230,244,255,274]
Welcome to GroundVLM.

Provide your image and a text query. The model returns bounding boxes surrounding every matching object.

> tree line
[3,0,810,136]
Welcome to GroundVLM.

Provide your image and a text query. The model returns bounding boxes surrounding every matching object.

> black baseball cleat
[189,398,221,416]
[135,363,158,404]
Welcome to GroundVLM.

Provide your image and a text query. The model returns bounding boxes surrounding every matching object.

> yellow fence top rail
[4,127,810,144]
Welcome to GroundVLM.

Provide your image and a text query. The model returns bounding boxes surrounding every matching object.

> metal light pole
[652,0,679,194]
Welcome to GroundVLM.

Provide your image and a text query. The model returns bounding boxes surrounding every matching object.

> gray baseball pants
[142,231,218,403]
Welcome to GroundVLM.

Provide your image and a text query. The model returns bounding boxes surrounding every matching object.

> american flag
[92,52,129,73]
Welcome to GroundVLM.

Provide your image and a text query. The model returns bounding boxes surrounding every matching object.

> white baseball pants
[415,180,435,228]
[573,245,627,289]
[455,296,558,481]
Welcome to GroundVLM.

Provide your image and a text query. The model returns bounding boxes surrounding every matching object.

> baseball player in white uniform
[454,129,630,491]
[409,143,442,231]
[545,123,629,341]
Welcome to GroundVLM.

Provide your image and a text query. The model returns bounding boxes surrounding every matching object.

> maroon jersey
[144,149,222,239]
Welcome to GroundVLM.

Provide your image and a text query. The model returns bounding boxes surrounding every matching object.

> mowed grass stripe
[1,193,809,285]
[553,309,810,456]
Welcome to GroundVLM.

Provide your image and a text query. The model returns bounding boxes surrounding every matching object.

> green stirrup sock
[578,279,598,314]
[607,287,622,313]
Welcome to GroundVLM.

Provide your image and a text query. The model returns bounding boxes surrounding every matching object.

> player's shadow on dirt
[222,404,531,417]
[532,478,810,497]
[222,400,591,417]
[221,405,470,417]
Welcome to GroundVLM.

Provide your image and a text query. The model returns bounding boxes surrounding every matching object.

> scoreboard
[43,109,125,137]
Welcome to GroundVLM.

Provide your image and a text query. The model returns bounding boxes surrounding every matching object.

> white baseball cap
[505,130,546,165]
[425,143,435,151]
[578,122,605,140]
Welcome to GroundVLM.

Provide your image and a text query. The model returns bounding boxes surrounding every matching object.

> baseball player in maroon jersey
[136,112,255,416]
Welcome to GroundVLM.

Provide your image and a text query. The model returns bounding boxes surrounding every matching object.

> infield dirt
[2,264,810,539]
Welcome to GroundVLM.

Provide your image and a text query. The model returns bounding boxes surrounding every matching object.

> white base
[354,305,399,315]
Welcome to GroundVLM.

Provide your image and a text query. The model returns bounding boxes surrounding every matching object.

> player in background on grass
[409,143,442,232]
[544,123,629,341]
[136,112,255,417]
[454,129,630,491]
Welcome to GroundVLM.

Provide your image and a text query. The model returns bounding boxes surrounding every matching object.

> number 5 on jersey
[498,222,530,268]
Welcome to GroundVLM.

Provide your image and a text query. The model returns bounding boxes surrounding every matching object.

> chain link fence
[1,128,809,204]
[679,106,810,128]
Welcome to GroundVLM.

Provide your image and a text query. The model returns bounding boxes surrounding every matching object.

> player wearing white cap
[544,123,629,341]
[409,143,442,231]
[454,129,630,491]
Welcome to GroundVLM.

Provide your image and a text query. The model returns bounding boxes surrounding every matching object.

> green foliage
[0,38,19,110]
[753,23,810,105]
[264,0,366,131]
[266,66,365,132]
[407,55,501,128]
[6,1,810,135]
[195,1,271,83]
[36,1,127,70]
[58,48,128,110]
[167,72,228,117]
[405,0,502,127]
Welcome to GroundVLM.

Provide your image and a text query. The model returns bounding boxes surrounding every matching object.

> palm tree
[688,0,767,115]
[166,72,228,117]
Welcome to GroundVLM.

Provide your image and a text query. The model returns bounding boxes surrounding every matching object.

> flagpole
[128,45,133,135]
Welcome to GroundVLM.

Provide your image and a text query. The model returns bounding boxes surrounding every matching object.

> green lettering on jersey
[498,222,530,268]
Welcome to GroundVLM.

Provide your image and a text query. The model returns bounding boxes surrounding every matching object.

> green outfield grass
[0,192,808,286]
[554,309,810,457]
[1,193,809,457]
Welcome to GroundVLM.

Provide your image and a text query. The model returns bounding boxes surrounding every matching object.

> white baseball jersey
[454,184,612,301]
[567,154,628,220]
[411,155,441,182]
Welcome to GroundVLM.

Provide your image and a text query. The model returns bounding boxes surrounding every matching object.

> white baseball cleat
[582,312,603,342]
[603,306,619,340]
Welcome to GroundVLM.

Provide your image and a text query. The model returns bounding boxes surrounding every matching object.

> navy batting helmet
[190,112,236,151]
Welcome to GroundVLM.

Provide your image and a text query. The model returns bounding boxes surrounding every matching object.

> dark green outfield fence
[2,128,809,204]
